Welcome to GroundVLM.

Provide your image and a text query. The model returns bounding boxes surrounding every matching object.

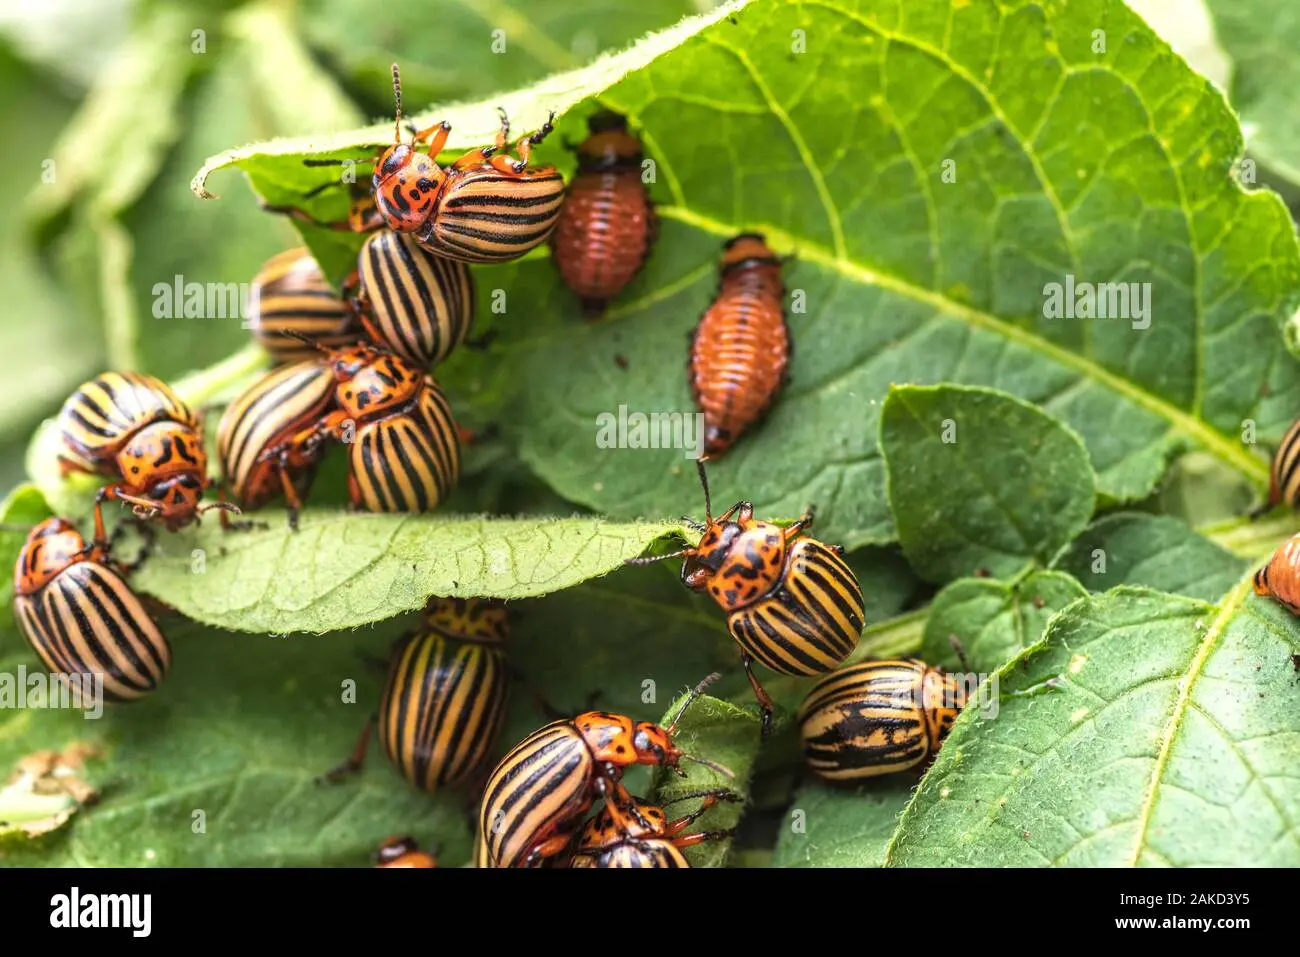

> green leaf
[131,511,685,634]
[919,570,1087,673]
[301,0,715,111]
[431,0,1297,549]
[652,691,761,868]
[887,580,1300,866]
[190,0,746,196]
[25,7,198,241]
[1,555,748,865]
[0,618,471,866]
[881,384,1096,583]
[190,0,1300,550]
[772,778,914,867]
[1052,512,1248,602]
[1201,0,1300,187]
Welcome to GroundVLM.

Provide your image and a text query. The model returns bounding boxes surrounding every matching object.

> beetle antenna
[947,634,973,674]
[680,753,735,779]
[624,548,689,567]
[665,671,721,734]
[278,328,333,355]
[391,63,403,144]
[0,523,33,532]
[695,457,713,523]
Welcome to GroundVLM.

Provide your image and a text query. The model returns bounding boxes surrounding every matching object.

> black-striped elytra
[246,247,363,363]
[626,460,865,739]
[216,359,336,527]
[476,672,731,869]
[797,658,969,782]
[57,371,240,546]
[355,230,476,367]
[260,64,565,266]
[316,598,508,796]
[11,517,170,704]
[565,789,739,869]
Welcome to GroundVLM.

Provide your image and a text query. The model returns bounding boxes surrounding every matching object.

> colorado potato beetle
[321,598,509,792]
[12,517,170,703]
[216,359,336,528]
[798,659,969,781]
[374,835,438,868]
[1253,417,1300,518]
[1254,532,1300,614]
[354,229,476,367]
[549,110,658,315]
[627,461,864,738]
[566,789,738,868]
[689,233,790,458]
[256,339,461,514]
[57,371,239,545]
[267,65,564,265]
[477,672,730,869]
[247,248,362,363]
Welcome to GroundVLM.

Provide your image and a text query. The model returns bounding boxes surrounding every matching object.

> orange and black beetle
[374,835,438,868]
[628,461,864,738]
[798,659,968,782]
[57,372,239,545]
[1255,532,1300,614]
[266,65,564,266]
[566,789,738,868]
[246,248,363,363]
[476,673,730,869]
[216,359,336,527]
[12,517,170,703]
[318,597,510,794]
[255,340,460,516]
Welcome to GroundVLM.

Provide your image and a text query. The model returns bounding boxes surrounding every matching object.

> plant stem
[172,343,269,408]
[1197,510,1298,562]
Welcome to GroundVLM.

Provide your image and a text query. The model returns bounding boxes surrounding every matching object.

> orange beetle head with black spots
[574,673,732,780]
[372,64,449,233]
[13,517,93,596]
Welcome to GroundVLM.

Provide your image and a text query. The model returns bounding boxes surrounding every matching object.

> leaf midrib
[657,203,1268,487]
[1127,573,1253,865]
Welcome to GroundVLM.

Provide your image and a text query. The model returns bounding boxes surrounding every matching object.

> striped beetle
[477,672,730,869]
[12,517,170,703]
[627,461,865,738]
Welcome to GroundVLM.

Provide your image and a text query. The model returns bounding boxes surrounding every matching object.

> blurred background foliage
[0,0,1297,520]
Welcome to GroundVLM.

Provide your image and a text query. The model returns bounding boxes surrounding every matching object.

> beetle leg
[90,488,115,551]
[315,713,377,785]
[494,107,511,151]
[784,506,816,540]
[99,487,163,525]
[486,153,528,176]
[513,111,556,165]
[518,832,573,868]
[671,828,735,849]
[413,120,452,157]
[739,651,775,739]
[658,789,739,837]
[278,450,306,532]
[258,201,362,233]
[346,469,365,511]
[451,146,494,170]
